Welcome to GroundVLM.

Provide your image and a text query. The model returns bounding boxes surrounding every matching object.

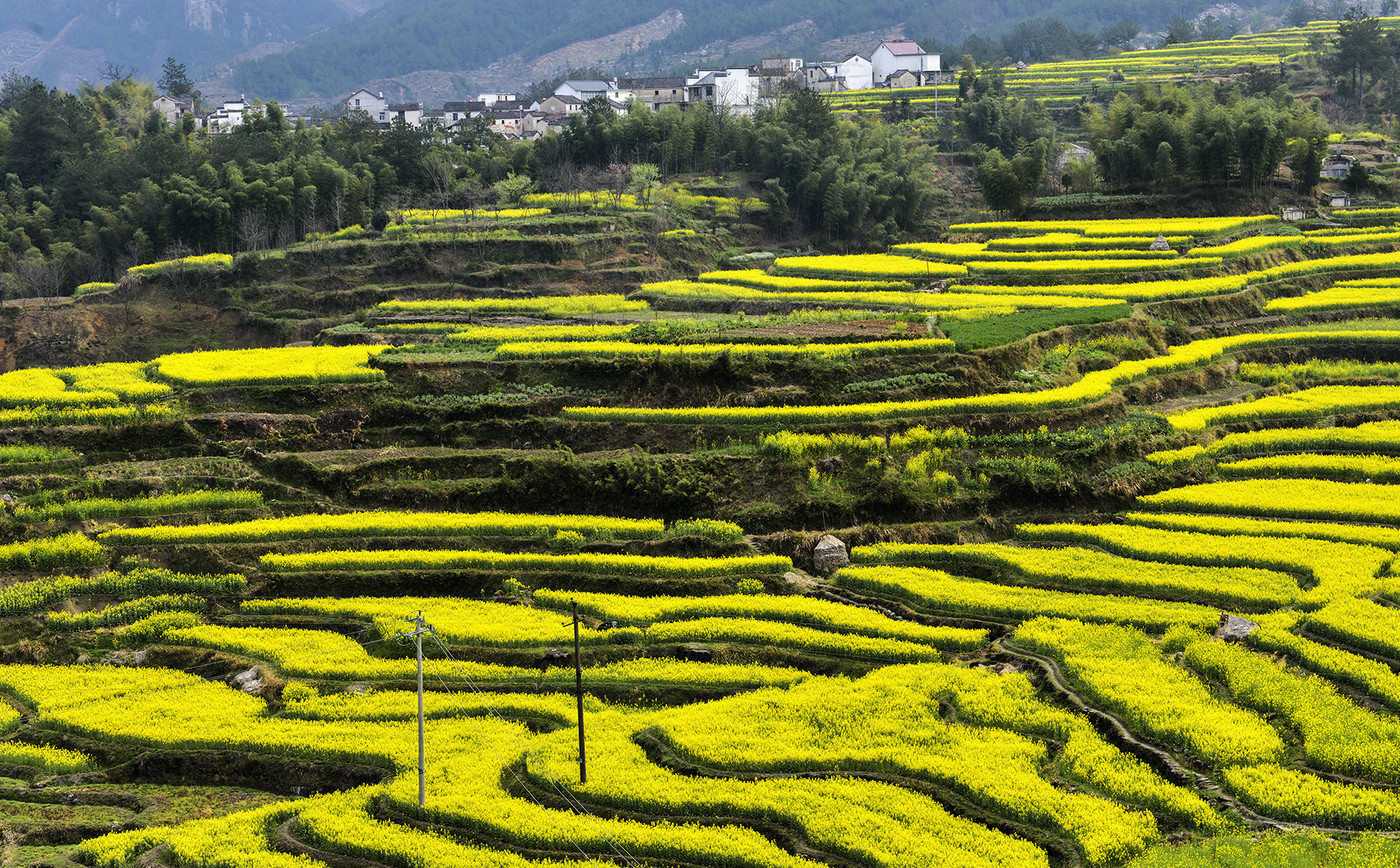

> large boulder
[812,535,849,575]
[1217,613,1259,643]
[232,666,265,695]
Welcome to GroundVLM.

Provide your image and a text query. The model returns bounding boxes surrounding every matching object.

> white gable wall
[837,56,873,90]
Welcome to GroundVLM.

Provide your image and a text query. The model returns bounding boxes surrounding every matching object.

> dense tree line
[540,90,934,244]
[0,71,536,292]
[1316,7,1400,118]
[1082,80,1329,194]
[0,73,936,293]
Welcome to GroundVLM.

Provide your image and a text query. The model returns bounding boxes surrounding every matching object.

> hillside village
[13,11,1400,868]
[155,40,946,141]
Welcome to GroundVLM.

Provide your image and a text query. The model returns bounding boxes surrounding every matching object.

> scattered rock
[233,666,265,695]
[314,409,368,437]
[816,456,842,474]
[1217,613,1259,643]
[536,648,572,670]
[1149,234,1172,251]
[104,650,147,667]
[783,570,818,591]
[812,535,849,575]
[978,662,1024,675]
[677,645,712,663]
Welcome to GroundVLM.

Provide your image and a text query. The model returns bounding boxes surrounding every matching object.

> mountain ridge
[0,0,1301,103]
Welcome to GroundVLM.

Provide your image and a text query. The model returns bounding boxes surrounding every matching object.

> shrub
[549,530,586,554]
[665,519,745,543]
[735,578,766,595]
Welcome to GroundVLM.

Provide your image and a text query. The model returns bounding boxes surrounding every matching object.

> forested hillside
[0,0,369,91]
[231,0,1234,101]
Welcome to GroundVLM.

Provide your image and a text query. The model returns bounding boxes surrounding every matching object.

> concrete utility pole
[573,600,587,784]
[396,611,436,810]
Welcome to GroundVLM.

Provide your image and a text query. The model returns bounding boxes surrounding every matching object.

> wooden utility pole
[397,611,435,810]
[573,600,586,784]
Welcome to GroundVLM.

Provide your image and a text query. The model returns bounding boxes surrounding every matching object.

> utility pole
[573,600,586,784]
[395,611,435,810]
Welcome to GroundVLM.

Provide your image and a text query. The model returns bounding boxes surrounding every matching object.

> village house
[757,57,804,74]
[801,65,842,92]
[800,54,874,92]
[387,102,422,126]
[153,95,194,125]
[555,80,611,101]
[486,107,551,139]
[871,40,940,88]
[200,95,248,132]
[1324,151,1355,180]
[834,55,874,91]
[615,77,688,110]
[491,98,540,113]
[537,94,583,116]
[338,39,926,140]
[687,67,760,112]
[346,89,390,124]
[443,100,486,126]
[885,69,944,88]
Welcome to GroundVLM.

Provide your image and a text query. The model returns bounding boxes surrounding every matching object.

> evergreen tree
[157,57,202,109]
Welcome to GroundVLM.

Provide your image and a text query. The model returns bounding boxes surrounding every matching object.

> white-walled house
[806,54,873,91]
[443,101,486,126]
[555,80,611,101]
[687,68,760,112]
[836,54,874,90]
[200,96,248,132]
[387,102,422,126]
[346,89,389,124]
[871,41,940,87]
[154,95,194,125]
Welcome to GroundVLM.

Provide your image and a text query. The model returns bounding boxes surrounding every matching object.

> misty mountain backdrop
[0,0,1309,106]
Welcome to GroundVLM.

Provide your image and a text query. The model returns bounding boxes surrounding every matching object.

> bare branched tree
[237,210,268,253]
[11,255,68,299]
[99,62,136,83]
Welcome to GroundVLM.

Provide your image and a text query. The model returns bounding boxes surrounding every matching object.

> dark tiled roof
[618,77,686,89]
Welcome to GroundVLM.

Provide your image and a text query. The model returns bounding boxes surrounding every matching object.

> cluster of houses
[152,40,945,139]
[152,94,252,132]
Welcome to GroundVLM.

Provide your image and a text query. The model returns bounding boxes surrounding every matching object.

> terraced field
[827,18,1384,113]
[11,204,1400,868]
